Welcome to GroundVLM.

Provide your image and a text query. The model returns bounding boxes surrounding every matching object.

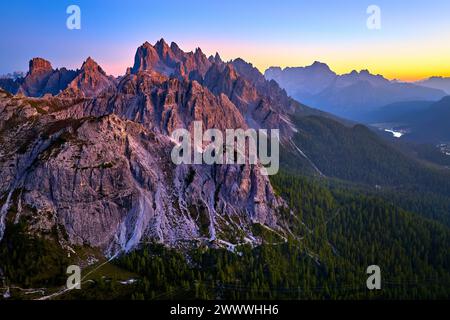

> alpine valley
[1,39,449,300]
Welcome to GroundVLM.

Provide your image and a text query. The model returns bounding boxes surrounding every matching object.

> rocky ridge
[0,40,302,256]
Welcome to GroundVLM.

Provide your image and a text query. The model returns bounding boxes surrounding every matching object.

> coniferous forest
[3,168,448,300]
[106,172,450,300]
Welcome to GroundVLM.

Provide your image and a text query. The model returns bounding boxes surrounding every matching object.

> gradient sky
[1,0,450,81]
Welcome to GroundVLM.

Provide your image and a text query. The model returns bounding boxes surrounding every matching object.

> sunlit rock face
[0,40,300,256]
[17,58,78,97]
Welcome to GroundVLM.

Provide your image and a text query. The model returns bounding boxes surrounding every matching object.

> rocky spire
[131,41,161,73]
[214,52,223,63]
[154,38,170,55]
[28,58,53,76]
[64,57,115,97]
[80,56,107,76]
[16,58,56,97]
[170,41,185,59]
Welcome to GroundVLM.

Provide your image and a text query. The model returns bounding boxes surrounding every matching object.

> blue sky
[1,0,450,80]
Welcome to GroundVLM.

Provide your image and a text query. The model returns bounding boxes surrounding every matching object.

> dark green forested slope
[2,113,450,300]
[272,173,450,299]
[0,219,71,288]
[66,172,450,300]
[2,171,449,300]
[288,115,450,191]
[283,115,450,226]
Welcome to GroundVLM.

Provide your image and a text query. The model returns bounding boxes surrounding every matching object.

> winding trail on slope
[36,253,120,301]
[289,138,325,177]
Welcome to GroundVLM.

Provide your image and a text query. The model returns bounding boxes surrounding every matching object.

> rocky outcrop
[208,52,223,65]
[132,39,213,81]
[132,41,171,75]
[1,41,300,137]
[1,57,115,98]
[17,58,78,97]
[0,40,311,257]
[203,58,298,139]
[128,39,299,139]
[112,71,248,135]
[0,62,286,257]
[63,57,117,98]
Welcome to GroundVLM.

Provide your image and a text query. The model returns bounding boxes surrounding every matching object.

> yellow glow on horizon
[249,56,450,82]
[195,35,450,82]
[101,37,450,82]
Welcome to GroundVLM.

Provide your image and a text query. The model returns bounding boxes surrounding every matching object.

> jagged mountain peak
[308,61,333,73]
[170,41,184,57]
[155,37,169,47]
[154,38,172,56]
[340,69,388,86]
[194,47,204,55]
[311,60,329,68]
[80,56,107,75]
[233,57,247,64]
[214,52,222,62]
[344,69,381,77]
[208,52,224,65]
[13,58,77,97]
[170,41,180,50]
[28,57,53,75]
[131,40,212,80]
[1,40,298,138]
[61,57,115,97]
[140,41,153,49]
[132,40,173,75]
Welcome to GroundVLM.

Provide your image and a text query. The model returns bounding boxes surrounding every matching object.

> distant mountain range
[265,63,447,120]
[0,57,116,98]
[0,71,25,80]
[416,76,450,94]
